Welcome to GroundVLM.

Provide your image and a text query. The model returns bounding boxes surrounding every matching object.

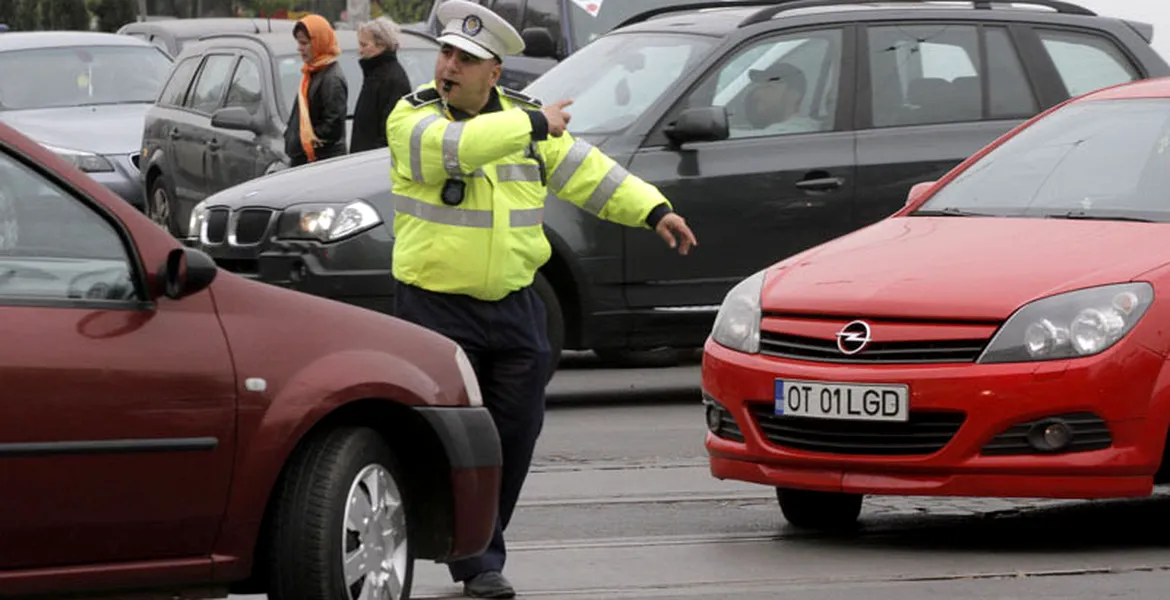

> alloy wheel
[342,463,409,600]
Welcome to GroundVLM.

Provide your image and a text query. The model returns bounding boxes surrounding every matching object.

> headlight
[454,345,483,407]
[41,143,115,173]
[188,201,208,240]
[710,270,767,354]
[277,200,383,242]
[978,282,1154,364]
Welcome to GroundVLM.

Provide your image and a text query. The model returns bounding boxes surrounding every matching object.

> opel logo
[836,320,872,355]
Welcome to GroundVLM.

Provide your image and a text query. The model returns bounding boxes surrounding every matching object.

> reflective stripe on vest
[395,195,543,228]
[443,122,466,177]
[410,114,441,182]
[548,139,629,215]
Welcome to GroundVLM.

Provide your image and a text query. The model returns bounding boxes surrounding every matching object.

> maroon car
[0,121,500,600]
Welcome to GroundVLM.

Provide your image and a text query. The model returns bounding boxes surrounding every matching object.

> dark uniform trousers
[394,279,551,581]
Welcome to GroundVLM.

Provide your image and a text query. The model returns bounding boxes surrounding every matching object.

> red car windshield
[915,98,1170,222]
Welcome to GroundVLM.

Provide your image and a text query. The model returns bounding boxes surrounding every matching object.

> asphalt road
[234,356,1170,599]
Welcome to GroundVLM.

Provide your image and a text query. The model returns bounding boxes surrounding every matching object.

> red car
[704,75,1170,531]
[0,121,500,600]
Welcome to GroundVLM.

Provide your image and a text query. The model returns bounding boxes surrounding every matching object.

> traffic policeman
[385,1,698,597]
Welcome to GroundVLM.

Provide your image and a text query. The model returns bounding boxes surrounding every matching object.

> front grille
[231,209,274,245]
[205,208,229,244]
[748,402,965,456]
[759,331,988,364]
[980,412,1112,456]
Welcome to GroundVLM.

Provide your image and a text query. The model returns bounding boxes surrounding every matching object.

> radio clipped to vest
[441,178,466,206]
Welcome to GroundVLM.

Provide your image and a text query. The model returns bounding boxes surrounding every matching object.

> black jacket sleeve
[313,67,348,146]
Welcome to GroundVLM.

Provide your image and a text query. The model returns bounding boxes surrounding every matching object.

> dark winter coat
[350,50,412,153]
[284,61,348,166]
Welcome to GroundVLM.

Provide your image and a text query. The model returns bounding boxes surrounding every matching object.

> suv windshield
[524,32,716,135]
[916,98,1170,222]
[0,46,172,110]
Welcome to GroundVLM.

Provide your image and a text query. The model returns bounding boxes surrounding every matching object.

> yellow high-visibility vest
[385,81,671,302]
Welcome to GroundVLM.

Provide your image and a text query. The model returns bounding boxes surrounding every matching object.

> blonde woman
[351,16,412,153]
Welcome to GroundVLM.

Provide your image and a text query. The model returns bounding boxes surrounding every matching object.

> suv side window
[0,152,138,303]
[224,54,263,115]
[186,54,236,114]
[1035,28,1141,97]
[158,55,200,107]
[684,28,844,139]
[867,24,1038,127]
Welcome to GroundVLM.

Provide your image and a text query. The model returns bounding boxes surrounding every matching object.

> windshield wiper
[1046,210,1156,223]
[911,207,993,217]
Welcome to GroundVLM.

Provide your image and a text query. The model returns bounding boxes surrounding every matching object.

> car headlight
[454,345,483,407]
[710,270,767,354]
[188,201,208,240]
[277,200,383,242]
[978,282,1154,364]
[41,143,115,173]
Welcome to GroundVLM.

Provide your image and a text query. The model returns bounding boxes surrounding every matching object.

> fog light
[1026,419,1073,452]
[705,403,723,435]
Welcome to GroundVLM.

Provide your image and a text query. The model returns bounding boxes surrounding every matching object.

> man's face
[434,44,501,111]
[757,81,803,122]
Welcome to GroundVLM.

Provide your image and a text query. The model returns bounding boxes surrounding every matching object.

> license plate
[774,379,909,422]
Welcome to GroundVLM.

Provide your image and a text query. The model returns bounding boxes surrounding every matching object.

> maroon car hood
[761,216,1170,321]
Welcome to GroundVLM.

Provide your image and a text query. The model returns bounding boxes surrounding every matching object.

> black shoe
[463,570,516,598]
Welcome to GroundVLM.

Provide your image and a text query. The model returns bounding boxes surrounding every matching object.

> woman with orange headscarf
[284,14,349,167]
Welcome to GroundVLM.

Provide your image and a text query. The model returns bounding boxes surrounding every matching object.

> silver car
[0,31,173,210]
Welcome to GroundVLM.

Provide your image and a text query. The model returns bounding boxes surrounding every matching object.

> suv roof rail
[614,1,787,31]
[738,0,1095,27]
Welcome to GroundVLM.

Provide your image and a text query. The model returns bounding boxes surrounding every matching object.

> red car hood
[761,216,1170,322]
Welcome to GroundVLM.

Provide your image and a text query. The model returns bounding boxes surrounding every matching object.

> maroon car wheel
[266,426,414,600]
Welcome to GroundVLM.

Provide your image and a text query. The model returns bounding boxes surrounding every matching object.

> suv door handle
[795,176,844,191]
[168,128,180,139]
[206,138,221,151]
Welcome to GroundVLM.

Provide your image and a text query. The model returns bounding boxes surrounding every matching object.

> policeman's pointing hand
[655,213,697,256]
[542,99,573,137]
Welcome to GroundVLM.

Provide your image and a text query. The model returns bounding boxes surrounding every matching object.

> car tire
[266,426,414,600]
[776,488,863,531]
[533,271,564,384]
[147,173,178,236]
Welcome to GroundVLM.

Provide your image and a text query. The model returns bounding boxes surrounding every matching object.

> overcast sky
[1073,0,1170,58]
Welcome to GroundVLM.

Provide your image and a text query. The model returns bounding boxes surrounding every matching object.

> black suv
[183,0,1169,368]
[138,29,439,236]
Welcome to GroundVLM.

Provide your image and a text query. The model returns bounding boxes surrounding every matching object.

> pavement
[229,359,1170,600]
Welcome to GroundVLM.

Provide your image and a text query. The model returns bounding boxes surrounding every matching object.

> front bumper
[415,406,502,561]
[194,221,396,315]
[91,158,145,210]
[703,337,1169,499]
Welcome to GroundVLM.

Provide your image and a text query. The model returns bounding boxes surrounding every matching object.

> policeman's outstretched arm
[386,94,541,185]
[534,108,698,256]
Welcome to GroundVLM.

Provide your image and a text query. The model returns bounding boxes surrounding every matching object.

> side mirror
[158,247,218,300]
[906,180,937,206]
[211,106,260,133]
[664,106,730,147]
[521,27,557,59]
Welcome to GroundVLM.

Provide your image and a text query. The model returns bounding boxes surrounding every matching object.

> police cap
[435,0,525,61]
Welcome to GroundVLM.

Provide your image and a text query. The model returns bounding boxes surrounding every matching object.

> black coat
[350,50,412,153]
[285,61,348,166]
